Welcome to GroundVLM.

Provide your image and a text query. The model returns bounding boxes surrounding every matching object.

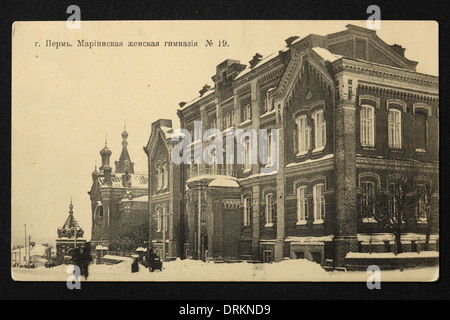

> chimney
[199,84,211,97]
[285,36,300,47]
[249,53,263,69]
[179,102,186,108]
[391,44,405,57]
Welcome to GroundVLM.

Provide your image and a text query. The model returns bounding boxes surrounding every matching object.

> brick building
[89,128,148,252]
[144,25,439,265]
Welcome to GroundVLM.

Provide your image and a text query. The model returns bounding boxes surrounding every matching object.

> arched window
[163,205,168,232]
[388,109,402,149]
[244,137,251,171]
[296,186,308,223]
[265,193,274,226]
[313,109,326,150]
[361,181,375,221]
[243,196,252,226]
[163,164,169,188]
[156,166,162,189]
[156,207,162,232]
[313,184,325,222]
[361,105,375,147]
[296,115,310,155]
[415,112,428,152]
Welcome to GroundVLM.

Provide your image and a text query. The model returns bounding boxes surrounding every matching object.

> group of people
[72,244,92,280]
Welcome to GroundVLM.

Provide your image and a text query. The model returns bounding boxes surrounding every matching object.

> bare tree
[372,172,416,255]
[415,173,439,251]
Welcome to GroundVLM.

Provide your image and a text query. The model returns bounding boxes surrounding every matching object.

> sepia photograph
[11,20,439,284]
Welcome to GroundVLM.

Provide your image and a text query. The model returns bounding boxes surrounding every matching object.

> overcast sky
[11,20,438,247]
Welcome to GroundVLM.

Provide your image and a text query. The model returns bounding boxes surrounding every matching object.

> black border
[2,0,449,301]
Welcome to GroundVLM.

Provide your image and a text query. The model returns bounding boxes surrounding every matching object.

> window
[313,110,326,150]
[348,79,353,99]
[243,104,251,121]
[296,186,308,223]
[210,119,216,130]
[160,166,166,188]
[361,105,375,147]
[211,151,217,175]
[226,153,234,176]
[243,197,251,226]
[223,113,231,129]
[296,115,310,154]
[416,185,428,221]
[313,184,325,222]
[244,138,251,171]
[266,131,272,165]
[157,167,162,189]
[163,205,168,232]
[163,165,168,188]
[389,182,398,217]
[265,193,274,226]
[201,205,206,223]
[156,207,162,232]
[361,181,375,220]
[194,124,202,141]
[415,112,428,151]
[263,250,272,263]
[388,109,402,149]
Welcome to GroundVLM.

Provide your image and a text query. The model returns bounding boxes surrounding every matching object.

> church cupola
[57,199,84,239]
[100,135,112,171]
[115,122,135,174]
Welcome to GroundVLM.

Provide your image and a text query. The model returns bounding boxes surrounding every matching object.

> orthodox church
[89,127,148,252]
[55,200,86,264]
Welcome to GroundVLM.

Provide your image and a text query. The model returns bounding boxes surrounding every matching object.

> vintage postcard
[11,20,439,283]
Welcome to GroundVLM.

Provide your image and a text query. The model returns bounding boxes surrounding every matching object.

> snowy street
[11,258,439,282]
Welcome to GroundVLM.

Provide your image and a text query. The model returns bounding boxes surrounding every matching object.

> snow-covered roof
[120,195,148,203]
[208,176,240,188]
[286,154,334,168]
[186,174,240,188]
[235,52,279,80]
[180,89,215,110]
[312,47,342,63]
[98,173,148,189]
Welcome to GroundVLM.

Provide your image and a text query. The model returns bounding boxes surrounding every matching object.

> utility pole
[29,235,31,266]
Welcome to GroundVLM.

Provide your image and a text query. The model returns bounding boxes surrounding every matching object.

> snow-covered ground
[11,258,439,282]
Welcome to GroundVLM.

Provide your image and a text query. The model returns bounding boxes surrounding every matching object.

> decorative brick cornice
[356,157,438,172]
[332,59,438,89]
[285,158,334,176]
[235,83,251,96]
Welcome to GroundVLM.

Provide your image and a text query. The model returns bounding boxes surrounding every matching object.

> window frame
[243,196,252,227]
[388,108,402,149]
[313,184,325,223]
[296,186,308,224]
[360,181,376,222]
[265,193,274,226]
[415,111,428,152]
[360,105,375,147]
[296,114,310,155]
[313,109,326,151]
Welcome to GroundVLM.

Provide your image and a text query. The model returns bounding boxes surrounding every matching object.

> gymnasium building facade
[144,24,439,266]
